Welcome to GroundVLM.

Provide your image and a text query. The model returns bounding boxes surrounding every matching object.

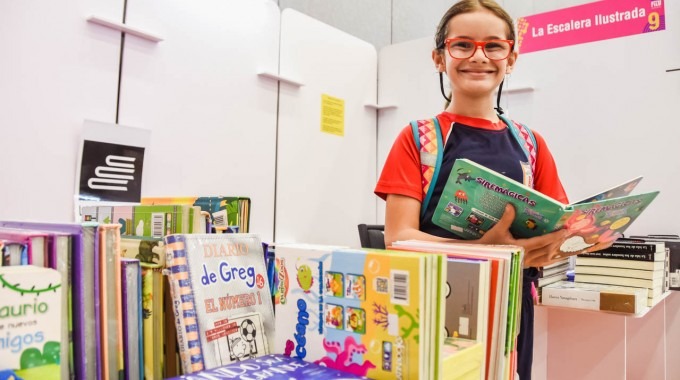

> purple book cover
[120,258,136,380]
[94,225,102,380]
[0,221,94,380]
[120,260,130,380]
[165,354,367,379]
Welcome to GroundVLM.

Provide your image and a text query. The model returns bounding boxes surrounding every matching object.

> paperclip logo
[88,155,136,191]
[79,140,145,202]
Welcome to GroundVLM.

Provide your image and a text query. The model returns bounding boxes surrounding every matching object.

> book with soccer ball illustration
[163,233,275,374]
[432,159,659,254]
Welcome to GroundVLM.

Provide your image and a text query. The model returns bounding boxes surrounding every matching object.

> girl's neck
[446,96,498,122]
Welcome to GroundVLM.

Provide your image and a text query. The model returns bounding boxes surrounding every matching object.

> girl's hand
[479,204,570,267]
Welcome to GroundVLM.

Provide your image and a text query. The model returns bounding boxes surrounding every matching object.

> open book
[432,159,659,254]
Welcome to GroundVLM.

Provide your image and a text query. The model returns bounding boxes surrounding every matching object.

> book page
[558,191,659,254]
[571,176,643,205]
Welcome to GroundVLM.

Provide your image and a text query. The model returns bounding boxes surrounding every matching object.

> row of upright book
[541,236,679,315]
[0,216,526,380]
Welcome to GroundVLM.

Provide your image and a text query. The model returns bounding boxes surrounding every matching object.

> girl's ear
[432,49,446,72]
[505,51,519,74]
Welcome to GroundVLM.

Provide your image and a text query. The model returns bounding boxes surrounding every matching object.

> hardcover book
[273,244,445,380]
[141,263,165,380]
[164,233,275,374]
[121,258,143,380]
[444,258,490,343]
[97,224,124,380]
[142,196,251,232]
[0,221,99,380]
[165,354,368,379]
[541,280,647,314]
[0,266,62,379]
[431,159,659,254]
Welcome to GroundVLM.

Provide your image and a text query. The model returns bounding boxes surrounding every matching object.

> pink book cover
[0,228,48,266]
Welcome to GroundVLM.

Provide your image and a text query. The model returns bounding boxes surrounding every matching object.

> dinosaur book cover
[273,244,442,379]
[163,233,275,374]
[432,159,658,255]
[0,266,62,379]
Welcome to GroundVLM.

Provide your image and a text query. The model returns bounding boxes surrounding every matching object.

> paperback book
[432,159,658,254]
[630,235,680,290]
[541,280,647,314]
[0,266,62,379]
[164,233,275,374]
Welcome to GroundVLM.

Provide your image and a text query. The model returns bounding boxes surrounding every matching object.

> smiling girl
[375,1,571,378]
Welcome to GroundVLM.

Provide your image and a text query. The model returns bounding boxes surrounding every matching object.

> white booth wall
[1,1,679,379]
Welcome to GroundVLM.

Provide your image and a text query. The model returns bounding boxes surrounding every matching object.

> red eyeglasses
[444,38,514,61]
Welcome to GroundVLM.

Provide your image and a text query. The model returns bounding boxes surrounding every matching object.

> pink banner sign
[517,0,665,53]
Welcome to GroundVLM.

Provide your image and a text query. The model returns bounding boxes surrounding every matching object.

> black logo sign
[79,140,145,202]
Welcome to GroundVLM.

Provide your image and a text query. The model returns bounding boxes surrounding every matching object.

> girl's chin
[456,82,501,95]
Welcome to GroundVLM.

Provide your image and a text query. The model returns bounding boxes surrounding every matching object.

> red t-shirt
[375,112,569,204]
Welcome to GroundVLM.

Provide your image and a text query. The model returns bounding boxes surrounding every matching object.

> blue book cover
[165,354,367,379]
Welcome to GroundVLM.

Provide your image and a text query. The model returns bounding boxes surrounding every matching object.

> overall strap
[411,118,444,218]
[498,114,538,176]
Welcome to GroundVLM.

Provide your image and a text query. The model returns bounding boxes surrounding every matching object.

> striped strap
[411,118,444,217]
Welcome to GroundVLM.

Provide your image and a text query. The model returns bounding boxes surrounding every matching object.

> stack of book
[273,244,447,380]
[536,258,570,301]
[574,239,668,308]
[80,195,252,235]
[630,235,680,291]
[390,240,523,380]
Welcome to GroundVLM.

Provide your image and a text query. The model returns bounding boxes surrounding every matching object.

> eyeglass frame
[443,38,515,61]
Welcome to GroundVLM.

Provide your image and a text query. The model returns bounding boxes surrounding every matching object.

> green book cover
[132,205,182,238]
[0,266,62,380]
[432,159,659,254]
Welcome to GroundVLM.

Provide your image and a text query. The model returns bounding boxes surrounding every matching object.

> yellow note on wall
[320,94,344,136]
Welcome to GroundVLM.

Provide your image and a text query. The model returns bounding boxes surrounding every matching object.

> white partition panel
[118,0,280,242]
[276,9,377,247]
[506,30,678,235]
[0,0,123,221]
[376,37,447,223]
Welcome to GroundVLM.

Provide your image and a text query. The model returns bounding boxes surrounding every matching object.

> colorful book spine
[578,249,663,262]
[164,234,204,373]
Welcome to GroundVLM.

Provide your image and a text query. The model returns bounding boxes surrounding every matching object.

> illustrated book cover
[164,354,368,379]
[164,233,275,374]
[0,266,62,380]
[432,159,659,254]
[273,244,445,380]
